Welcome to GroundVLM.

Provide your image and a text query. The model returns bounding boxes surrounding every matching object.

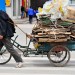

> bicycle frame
[11,35,38,57]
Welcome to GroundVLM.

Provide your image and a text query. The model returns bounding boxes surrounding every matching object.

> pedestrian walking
[27,6,34,24]
[21,6,25,19]
[0,10,23,68]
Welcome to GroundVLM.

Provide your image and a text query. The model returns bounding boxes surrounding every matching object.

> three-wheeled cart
[0,32,75,67]
[0,15,75,67]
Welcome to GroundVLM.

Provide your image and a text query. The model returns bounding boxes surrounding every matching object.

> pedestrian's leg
[2,38,23,63]
[21,11,24,19]
[30,15,33,24]
[31,16,33,23]
[23,11,25,18]
[21,12,22,19]
[29,16,31,23]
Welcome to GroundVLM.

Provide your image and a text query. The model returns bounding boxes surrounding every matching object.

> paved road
[0,54,75,75]
[13,18,36,24]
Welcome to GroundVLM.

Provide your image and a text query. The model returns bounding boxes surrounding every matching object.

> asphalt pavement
[0,55,75,75]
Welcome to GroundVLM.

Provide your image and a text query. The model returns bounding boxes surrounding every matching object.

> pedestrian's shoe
[16,62,23,68]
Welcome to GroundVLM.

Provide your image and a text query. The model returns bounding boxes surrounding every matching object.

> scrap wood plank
[62,18,75,23]
[47,32,71,35]
[37,32,71,35]
[34,35,49,37]
[70,35,75,38]
[33,28,70,34]
[37,34,66,38]
[38,38,67,42]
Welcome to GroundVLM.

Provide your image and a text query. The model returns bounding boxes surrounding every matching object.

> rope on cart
[8,21,33,44]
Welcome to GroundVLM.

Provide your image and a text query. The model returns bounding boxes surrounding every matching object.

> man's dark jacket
[0,10,15,38]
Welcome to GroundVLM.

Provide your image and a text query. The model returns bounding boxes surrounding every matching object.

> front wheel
[48,45,70,67]
[0,46,11,65]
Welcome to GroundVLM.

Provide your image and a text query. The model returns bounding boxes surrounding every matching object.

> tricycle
[0,32,75,67]
[0,16,75,67]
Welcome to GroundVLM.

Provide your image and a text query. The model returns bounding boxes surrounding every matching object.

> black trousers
[29,15,33,24]
[0,38,23,62]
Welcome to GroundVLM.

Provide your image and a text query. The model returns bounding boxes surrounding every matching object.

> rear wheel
[48,45,70,67]
[0,46,11,65]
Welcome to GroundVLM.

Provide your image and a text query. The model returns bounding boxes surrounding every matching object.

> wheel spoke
[48,45,70,66]
[0,46,11,64]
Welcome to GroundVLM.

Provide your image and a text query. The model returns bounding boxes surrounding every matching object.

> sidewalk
[13,18,36,24]
[13,18,29,24]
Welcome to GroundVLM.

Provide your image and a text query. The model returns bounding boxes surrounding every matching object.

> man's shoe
[16,62,23,68]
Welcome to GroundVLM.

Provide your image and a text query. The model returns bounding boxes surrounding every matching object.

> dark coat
[21,6,25,12]
[0,10,15,38]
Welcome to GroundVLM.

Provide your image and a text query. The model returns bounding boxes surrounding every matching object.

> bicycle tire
[0,46,11,65]
[48,45,70,67]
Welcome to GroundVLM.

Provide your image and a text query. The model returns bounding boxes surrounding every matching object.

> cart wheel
[0,46,11,65]
[48,45,70,67]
